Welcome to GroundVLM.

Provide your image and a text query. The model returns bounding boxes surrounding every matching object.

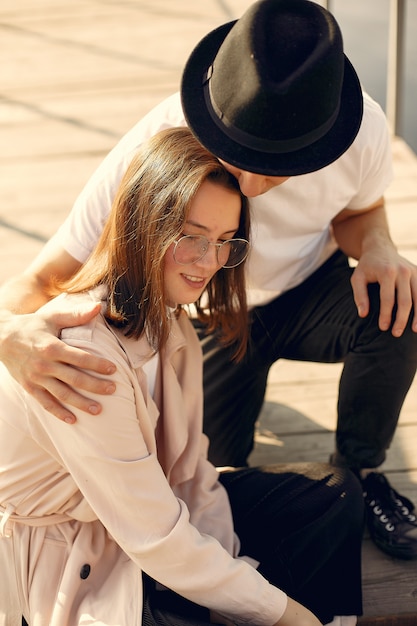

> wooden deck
[1,2,417,624]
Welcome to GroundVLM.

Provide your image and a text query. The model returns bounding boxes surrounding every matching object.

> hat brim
[181,21,364,176]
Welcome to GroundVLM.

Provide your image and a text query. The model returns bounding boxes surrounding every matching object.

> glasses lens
[174,235,207,265]
[174,236,249,268]
[221,239,249,268]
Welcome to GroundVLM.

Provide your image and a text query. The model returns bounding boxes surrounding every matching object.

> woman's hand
[0,300,116,423]
[273,597,322,626]
[210,597,322,626]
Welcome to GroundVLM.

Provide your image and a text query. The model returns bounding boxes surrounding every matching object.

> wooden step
[358,616,417,626]
[361,537,417,620]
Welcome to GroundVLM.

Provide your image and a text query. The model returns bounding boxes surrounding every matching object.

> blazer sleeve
[172,434,244,559]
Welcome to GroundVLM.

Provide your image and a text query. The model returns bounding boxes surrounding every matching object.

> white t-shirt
[54,91,393,307]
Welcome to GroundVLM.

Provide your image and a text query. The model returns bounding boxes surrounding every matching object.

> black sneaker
[361,472,417,560]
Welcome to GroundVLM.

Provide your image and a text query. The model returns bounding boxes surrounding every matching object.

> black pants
[142,464,364,625]
[197,251,417,469]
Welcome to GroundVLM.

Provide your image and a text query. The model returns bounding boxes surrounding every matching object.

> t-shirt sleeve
[345,91,394,210]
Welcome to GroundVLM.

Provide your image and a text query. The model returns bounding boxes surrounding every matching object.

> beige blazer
[0,290,286,626]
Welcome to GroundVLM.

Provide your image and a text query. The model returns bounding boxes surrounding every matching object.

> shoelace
[363,492,396,532]
[363,474,417,532]
[391,494,416,523]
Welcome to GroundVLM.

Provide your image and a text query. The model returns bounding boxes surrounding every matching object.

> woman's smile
[164,179,242,306]
[181,273,207,287]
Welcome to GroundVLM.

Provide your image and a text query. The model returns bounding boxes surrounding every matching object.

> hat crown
[205,0,345,153]
[181,0,363,175]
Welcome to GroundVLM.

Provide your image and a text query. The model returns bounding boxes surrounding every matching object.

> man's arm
[332,197,417,337]
[0,239,116,423]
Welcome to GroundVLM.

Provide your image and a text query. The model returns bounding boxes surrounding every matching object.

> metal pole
[319,0,330,10]
[386,0,406,138]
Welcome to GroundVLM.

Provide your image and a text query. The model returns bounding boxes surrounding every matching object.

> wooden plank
[358,616,417,626]
[361,538,417,618]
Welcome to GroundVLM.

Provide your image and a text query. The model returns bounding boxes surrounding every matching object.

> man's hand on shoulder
[0,301,116,423]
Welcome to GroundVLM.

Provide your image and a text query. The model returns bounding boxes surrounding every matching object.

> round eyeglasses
[173,235,249,269]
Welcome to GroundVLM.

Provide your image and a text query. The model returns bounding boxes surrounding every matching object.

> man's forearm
[331,202,394,261]
[0,272,50,315]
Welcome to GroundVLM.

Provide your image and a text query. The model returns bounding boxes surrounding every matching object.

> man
[1,0,417,560]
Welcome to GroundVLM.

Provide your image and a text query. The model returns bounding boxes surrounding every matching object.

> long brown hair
[55,127,250,360]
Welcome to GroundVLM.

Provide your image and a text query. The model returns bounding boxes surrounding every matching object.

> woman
[0,128,363,626]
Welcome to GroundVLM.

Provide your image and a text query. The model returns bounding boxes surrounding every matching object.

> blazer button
[80,564,91,579]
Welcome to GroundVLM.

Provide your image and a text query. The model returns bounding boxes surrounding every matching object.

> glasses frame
[172,234,250,269]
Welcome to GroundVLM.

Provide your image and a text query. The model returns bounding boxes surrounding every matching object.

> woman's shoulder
[58,288,107,345]
[56,288,128,365]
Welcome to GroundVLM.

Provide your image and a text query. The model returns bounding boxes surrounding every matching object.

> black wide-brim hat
[181,0,364,176]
